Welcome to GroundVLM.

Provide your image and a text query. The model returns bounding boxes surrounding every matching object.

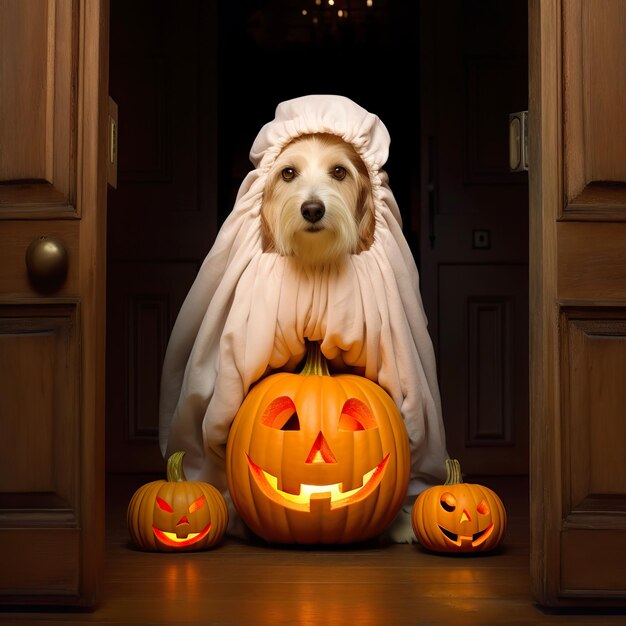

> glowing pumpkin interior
[245,394,390,512]
[152,493,212,547]
[435,490,496,548]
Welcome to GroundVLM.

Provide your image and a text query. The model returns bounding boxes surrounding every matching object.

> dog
[260,133,376,265]
[259,132,416,543]
[159,96,447,545]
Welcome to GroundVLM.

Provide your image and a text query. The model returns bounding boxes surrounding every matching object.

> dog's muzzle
[301,200,325,224]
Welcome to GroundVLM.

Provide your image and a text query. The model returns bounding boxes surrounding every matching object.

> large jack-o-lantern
[127,451,228,552]
[226,342,410,544]
[411,459,506,553]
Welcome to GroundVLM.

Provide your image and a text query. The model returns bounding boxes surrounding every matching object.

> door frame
[528,0,560,605]
[78,0,110,605]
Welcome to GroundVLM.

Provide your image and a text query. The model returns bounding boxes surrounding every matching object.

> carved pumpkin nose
[460,509,472,524]
[305,431,337,464]
[301,200,325,223]
[177,515,190,526]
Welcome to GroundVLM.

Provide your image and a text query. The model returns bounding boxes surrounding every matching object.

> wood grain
[561,311,626,512]
[0,0,77,214]
[0,304,79,497]
[76,0,109,607]
[529,0,562,607]
[558,222,626,301]
[562,0,626,216]
[0,0,108,607]
[530,0,626,607]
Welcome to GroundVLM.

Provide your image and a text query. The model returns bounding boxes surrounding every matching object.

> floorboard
[1,475,625,625]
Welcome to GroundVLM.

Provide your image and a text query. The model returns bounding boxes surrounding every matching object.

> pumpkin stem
[299,341,330,377]
[166,451,188,482]
[444,458,463,485]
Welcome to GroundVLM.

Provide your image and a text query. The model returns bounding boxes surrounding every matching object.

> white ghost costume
[158,95,448,532]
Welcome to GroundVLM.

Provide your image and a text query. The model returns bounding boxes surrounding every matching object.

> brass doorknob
[25,236,69,294]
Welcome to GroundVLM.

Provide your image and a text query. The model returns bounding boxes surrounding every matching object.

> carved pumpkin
[412,459,506,553]
[226,342,410,544]
[127,451,228,552]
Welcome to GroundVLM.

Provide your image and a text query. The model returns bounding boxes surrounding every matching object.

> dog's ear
[260,195,277,253]
[357,172,376,252]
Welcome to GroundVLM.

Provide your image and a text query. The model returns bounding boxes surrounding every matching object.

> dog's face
[261,133,375,266]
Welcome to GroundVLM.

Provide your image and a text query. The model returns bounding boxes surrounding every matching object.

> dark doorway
[106,0,528,477]
[217,1,421,242]
[106,0,421,473]
[419,0,529,475]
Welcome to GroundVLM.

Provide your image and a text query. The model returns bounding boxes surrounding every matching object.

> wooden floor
[2,475,625,625]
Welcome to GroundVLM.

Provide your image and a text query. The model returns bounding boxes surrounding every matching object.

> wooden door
[106,0,217,473]
[419,0,529,475]
[0,0,108,606]
[530,0,626,606]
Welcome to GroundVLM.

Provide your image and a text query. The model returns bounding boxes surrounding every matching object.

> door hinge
[108,96,118,189]
[509,110,528,172]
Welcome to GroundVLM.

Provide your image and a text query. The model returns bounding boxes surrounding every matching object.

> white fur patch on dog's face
[261,134,374,266]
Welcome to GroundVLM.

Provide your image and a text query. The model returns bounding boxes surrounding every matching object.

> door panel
[559,223,626,299]
[562,0,626,204]
[0,0,77,214]
[0,305,79,497]
[439,264,528,474]
[419,0,529,474]
[0,305,81,595]
[562,312,626,506]
[106,260,198,471]
[0,0,108,606]
[530,0,626,606]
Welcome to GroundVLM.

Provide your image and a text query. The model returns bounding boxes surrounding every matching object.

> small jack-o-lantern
[412,458,506,553]
[226,342,410,544]
[127,451,228,552]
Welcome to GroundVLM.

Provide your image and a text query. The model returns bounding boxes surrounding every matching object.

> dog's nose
[301,200,325,223]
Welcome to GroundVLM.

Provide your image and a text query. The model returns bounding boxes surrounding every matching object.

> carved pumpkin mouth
[246,453,389,512]
[438,522,495,547]
[152,523,212,547]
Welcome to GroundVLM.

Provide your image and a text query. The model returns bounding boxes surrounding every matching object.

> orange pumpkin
[412,459,506,553]
[127,451,228,552]
[226,342,410,544]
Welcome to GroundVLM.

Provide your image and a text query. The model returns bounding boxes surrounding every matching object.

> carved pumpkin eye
[156,496,174,513]
[440,492,457,512]
[476,499,490,515]
[261,396,300,431]
[338,398,377,431]
[188,495,206,514]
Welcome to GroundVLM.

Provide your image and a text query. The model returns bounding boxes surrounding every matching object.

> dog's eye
[281,167,296,181]
[331,166,347,181]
